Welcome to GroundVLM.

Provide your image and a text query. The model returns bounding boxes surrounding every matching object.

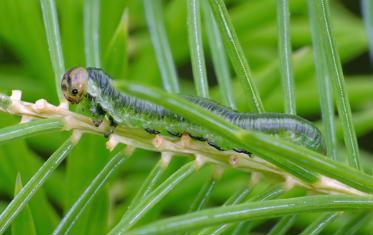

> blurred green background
[0,0,373,234]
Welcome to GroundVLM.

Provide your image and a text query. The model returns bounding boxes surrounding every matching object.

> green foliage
[0,0,373,234]
[11,175,37,235]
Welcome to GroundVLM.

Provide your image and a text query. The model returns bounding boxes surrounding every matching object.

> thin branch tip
[284,175,297,191]
[195,154,206,169]
[58,100,69,110]
[71,130,82,144]
[229,154,241,167]
[152,135,165,149]
[161,152,173,168]
[107,135,120,151]
[213,166,224,180]
[180,133,192,148]
[314,176,367,196]
[10,90,22,101]
[250,172,262,187]
[124,145,136,156]
[20,115,34,124]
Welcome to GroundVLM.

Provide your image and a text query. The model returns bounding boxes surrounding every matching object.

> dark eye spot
[72,89,79,96]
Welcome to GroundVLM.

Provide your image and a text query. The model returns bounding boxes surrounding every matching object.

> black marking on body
[145,128,160,135]
[233,148,252,157]
[167,131,182,137]
[189,134,207,141]
[104,116,119,138]
[208,140,225,151]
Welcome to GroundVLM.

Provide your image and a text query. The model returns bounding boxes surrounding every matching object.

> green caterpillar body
[61,67,325,154]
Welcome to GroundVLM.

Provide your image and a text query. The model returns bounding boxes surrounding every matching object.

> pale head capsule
[61,67,89,104]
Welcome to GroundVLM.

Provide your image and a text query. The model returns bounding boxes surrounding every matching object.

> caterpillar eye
[72,89,79,96]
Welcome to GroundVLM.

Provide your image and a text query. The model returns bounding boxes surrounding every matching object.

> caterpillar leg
[89,96,106,127]
[104,116,118,138]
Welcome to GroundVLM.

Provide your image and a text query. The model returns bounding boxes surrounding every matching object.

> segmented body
[85,68,325,154]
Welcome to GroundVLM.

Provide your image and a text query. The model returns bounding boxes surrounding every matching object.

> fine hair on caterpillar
[61,67,326,155]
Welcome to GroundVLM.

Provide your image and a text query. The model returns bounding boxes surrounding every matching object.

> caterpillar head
[61,67,89,104]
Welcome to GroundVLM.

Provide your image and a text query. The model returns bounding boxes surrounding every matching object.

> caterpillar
[61,67,325,154]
